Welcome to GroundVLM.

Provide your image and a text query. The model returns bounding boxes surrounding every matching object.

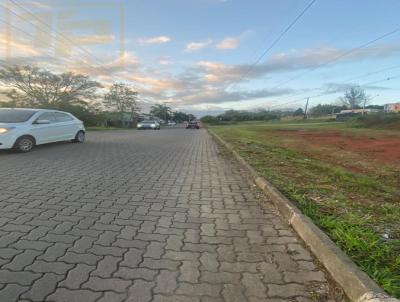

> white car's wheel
[73,131,85,143]
[15,136,35,153]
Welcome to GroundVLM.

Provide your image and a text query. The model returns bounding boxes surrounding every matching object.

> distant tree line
[0,65,195,127]
[201,109,280,123]
[201,87,389,123]
[149,104,195,123]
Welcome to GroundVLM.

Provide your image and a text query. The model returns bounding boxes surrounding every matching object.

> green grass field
[210,120,400,297]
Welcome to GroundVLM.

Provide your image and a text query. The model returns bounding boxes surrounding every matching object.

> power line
[270,26,400,90]
[268,73,400,109]
[341,64,400,83]
[260,62,400,108]
[227,0,317,91]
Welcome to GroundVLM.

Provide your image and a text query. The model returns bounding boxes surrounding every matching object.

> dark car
[186,121,200,129]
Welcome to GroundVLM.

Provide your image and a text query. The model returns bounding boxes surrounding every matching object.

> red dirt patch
[273,130,400,163]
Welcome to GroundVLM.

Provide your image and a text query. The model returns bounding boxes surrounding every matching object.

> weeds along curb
[207,128,399,302]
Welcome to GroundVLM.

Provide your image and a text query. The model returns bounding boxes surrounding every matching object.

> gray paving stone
[114,267,158,281]
[46,288,101,302]
[26,260,73,275]
[97,292,126,302]
[153,270,179,294]
[82,276,131,293]
[120,248,144,268]
[144,242,166,259]
[0,130,336,302]
[0,284,28,302]
[179,260,200,283]
[91,255,120,278]
[0,269,41,286]
[126,280,155,302]
[268,283,310,298]
[38,243,71,262]
[176,283,221,297]
[60,264,95,289]
[60,252,102,266]
[3,249,41,271]
[242,272,267,298]
[21,273,64,301]
[222,284,247,302]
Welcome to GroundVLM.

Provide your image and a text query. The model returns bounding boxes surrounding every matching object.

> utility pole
[303,97,309,120]
[362,98,367,116]
[363,94,379,115]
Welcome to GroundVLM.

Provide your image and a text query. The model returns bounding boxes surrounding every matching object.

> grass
[210,121,400,297]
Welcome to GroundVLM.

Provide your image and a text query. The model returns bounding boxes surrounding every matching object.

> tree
[293,108,304,116]
[339,87,367,109]
[172,111,190,123]
[200,115,219,123]
[187,114,196,121]
[150,104,171,122]
[103,83,139,127]
[0,65,101,107]
[309,104,346,116]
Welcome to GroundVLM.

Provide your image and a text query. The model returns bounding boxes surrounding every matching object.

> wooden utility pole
[303,97,309,119]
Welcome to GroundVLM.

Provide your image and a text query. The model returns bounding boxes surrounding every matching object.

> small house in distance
[335,109,382,121]
[384,103,400,113]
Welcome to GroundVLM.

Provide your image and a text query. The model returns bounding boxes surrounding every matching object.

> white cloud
[185,39,213,52]
[157,57,172,65]
[138,36,171,45]
[216,31,252,50]
[216,37,240,49]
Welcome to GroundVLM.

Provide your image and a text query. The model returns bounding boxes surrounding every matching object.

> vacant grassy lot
[210,121,400,297]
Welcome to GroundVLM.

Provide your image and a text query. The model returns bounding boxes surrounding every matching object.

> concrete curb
[207,129,399,302]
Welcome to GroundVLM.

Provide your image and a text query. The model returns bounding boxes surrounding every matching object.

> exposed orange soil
[274,130,400,163]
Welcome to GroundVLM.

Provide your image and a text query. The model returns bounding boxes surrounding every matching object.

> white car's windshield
[0,109,37,123]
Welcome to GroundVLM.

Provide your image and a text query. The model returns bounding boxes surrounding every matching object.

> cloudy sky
[1,0,400,115]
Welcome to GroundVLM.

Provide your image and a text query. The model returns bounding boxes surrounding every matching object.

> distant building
[335,108,382,121]
[384,103,400,113]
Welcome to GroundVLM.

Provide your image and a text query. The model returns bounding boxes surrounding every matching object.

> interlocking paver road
[0,129,339,301]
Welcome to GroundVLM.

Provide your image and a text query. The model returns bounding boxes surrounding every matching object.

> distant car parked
[137,120,161,130]
[186,121,200,129]
[167,121,177,126]
[0,108,85,152]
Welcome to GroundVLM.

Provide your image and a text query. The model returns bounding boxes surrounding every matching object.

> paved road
[0,129,339,302]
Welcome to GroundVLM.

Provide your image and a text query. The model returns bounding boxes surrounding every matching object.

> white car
[0,108,86,152]
[137,120,161,130]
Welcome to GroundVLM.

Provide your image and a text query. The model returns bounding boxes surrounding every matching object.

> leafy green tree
[339,87,367,109]
[293,108,304,116]
[200,115,219,123]
[309,104,345,116]
[103,83,139,127]
[0,65,101,107]
[150,104,172,122]
[172,111,190,123]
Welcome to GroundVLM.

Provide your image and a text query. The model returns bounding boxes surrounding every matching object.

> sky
[1,0,400,116]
